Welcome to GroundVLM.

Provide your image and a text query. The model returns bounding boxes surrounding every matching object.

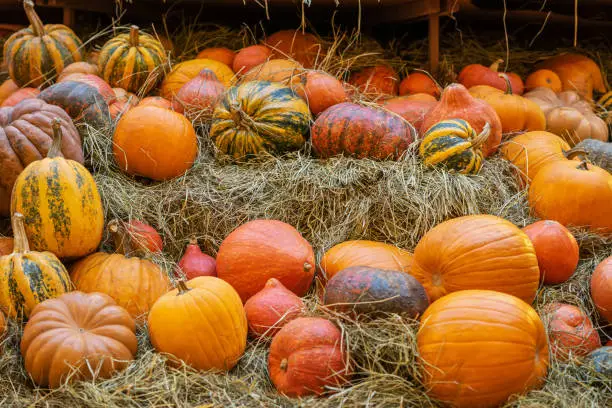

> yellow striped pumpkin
[3,0,84,88]
[210,80,311,159]
[0,213,71,319]
[98,25,166,94]
[11,119,104,259]
[419,118,490,175]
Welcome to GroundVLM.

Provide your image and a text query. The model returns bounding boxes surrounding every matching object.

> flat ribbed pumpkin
[0,213,71,319]
[210,80,311,160]
[419,118,490,174]
[411,214,540,303]
[160,59,234,100]
[98,25,166,94]
[3,0,84,87]
[11,119,104,259]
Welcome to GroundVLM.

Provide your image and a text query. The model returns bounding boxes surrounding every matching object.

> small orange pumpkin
[525,69,562,93]
[399,71,441,98]
[591,256,612,322]
[233,45,272,75]
[348,65,399,97]
[196,47,235,68]
[242,59,303,86]
[544,303,601,361]
[295,70,347,115]
[265,30,323,68]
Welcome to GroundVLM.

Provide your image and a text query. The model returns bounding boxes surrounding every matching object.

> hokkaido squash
[11,119,103,259]
[197,47,235,68]
[176,238,216,280]
[382,96,436,129]
[171,69,225,121]
[543,303,601,361]
[591,256,612,322]
[265,30,323,68]
[418,290,549,408]
[0,213,71,319]
[295,70,347,115]
[161,59,234,100]
[233,45,271,75]
[458,59,524,95]
[411,214,540,303]
[399,71,441,98]
[124,219,163,255]
[348,65,399,97]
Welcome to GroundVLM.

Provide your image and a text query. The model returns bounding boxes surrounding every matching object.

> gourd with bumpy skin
[11,119,103,259]
[210,81,311,160]
[0,213,71,319]
[3,0,84,87]
[543,303,601,361]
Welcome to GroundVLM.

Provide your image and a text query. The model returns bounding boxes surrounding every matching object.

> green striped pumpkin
[210,80,312,160]
[0,213,71,319]
[98,25,167,94]
[419,118,490,174]
[3,0,84,88]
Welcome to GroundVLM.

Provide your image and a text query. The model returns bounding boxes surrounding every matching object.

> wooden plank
[428,2,440,73]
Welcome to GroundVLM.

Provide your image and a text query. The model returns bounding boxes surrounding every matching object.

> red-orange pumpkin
[399,71,441,98]
[382,96,436,130]
[591,256,612,322]
[348,65,399,97]
[0,88,40,107]
[57,62,98,81]
[175,238,216,280]
[268,317,351,397]
[216,220,315,302]
[58,73,115,104]
[196,47,235,68]
[171,69,225,120]
[544,303,601,361]
[265,30,323,68]
[458,59,524,95]
[125,220,163,254]
[233,45,272,75]
[295,70,347,115]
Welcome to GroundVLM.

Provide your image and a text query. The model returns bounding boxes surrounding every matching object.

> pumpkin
[0,88,40,107]
[417,290,549,408]
[113,106,198,180]
[522,220,579,285]
[0,98,82,216]
[265,30,323,68]
[70,220,171,321]
[543,303,601,361]
[242,59,304,86]
[411,214,540,303]
[420,83,502,157]
[210,80,311,160]
[295,70,347,115]
[21,291,137,388]
[382,96,436,129]
[3,0,84,87]
[0,237,13,256]
[57,61,98,80]
[311,102,417,160]
[501,131,572,185]
[244,278,304,338]
[469,75,546,133]
[98,25,166,94]
[525,69,562,93]
[324,266,428,318]
[598,91,612,122]
[536,53,606,100]
[216,219,315,303]
[58,73,115,104]
[233,45,272,75]
[38,80,112,136]
[586,347,612,377]
[348,65,399,97]
[591,256,612,322]
[108,88,139,120]
[87,50,100,65]
[0,79,19,104]
[176,238,216,280]
[161,59,234,100]
[399,71,441,98]
[137,96,172,109]
[524,87,608,146]
[419,118,490,174]
[148,277,247,371]
[320,240,414,282]
[197,47,235,68]
[171,69,225,121]
[0,213,71,319]
[458,59,524,95]
[125,220,163,254]
[528,159,612,233]
[268,317,351,397]
[565,139,612,173]
[11,119,103,259]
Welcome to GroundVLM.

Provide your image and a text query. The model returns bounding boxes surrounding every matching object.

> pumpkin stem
[498,74,513,95]
[11,212,30,253]
[470,122,491,149]
[413,69,443,93]
[564,147,589,161]
[176,280,191,295]
[129,25,140,48]
[229,102,253,130]
[489,59,504,73]
[47,118,64,159]
[188,236,198,246]
[303,262,312,272]
[577,160,590,170]
[23,0,45,37]
[280,358,288,371]
[108,220,133,256]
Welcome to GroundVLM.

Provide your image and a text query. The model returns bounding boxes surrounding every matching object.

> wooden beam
[62,7,75,27]
[429,11,440,73]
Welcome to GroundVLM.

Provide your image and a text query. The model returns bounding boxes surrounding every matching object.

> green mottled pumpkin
[0,213,71,319]
[11,119,104,260]
[419,118,490,174]
[210,80,311,160]
[98,26,166,94]
[3,0,84,88]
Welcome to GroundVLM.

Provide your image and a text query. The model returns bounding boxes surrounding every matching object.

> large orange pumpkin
[241,59,303,86]
[216,219,315,303]
[411,215,540,303]
[265,30,323,68]
[295,70,347,115]
[113,106,198,180]
[160,59,234,99]
[196,47,235,68]
[268,317,351,397]
[417,290,549,408]
[543,303,601,361]
[233,45,272,75]
[591,256,612,322]
[348,65,399,97]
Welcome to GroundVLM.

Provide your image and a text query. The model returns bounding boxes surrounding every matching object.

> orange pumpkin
[320,240,414,282]
[113,106,198,180]
[57,61,98,81]
[0,79,19,104]
[544,303,601,361]
[265,30,323,68]
[196,47,235,68]
[382,96,436,129]
[137,96,172,109]
[399,71,441,98]
[348,65,399,97]
[124,219,163,254]
[216,219,315,302]
[233,45,272,75]
[0,88,40,107]
[268,317,351,397]
[0,237,13,256]
[522,220,579,285]
[295,70,347,115]
[525,69,562,93]
[242,59,303,86]
[411,215,540,303]
[108,88,139,120]
[160,59,234,100]
[171,69,225,121]
[420,83,502,157]
[536,53,606,100]
[591,256,612,322]
[528,160,612,234]
[418,290,549,408]
[244,278,304,338]
[458,59,524,95]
